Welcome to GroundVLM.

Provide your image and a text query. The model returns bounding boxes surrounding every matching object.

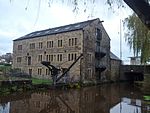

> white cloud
[0,0,133,63]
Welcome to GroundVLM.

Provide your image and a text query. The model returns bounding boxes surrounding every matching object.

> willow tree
[47,0,124,6]
[17,0,124,13]
[124,13,150,63]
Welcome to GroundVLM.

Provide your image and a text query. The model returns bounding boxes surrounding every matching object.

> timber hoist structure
[41,54,83,85]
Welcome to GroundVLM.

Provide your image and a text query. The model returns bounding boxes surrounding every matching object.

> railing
[95,46,107,59]
[95,61,106,68]
[95,46,107,54]
[95,61,106,72]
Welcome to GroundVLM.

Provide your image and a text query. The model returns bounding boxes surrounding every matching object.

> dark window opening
[28,56,31,65]
[96,28,102,40]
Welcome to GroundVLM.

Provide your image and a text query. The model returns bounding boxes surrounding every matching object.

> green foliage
[143,96,150,101]
[0,87,10,95]
[75,83,81,89]
[0,64,11,74]
[124,13,150,63]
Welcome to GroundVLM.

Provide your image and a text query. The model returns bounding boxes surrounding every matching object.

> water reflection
[0,83,149,113]
[0,102,10,113]
[110,98,142,113]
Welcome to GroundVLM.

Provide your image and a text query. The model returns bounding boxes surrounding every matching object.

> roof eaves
[110,52,121,61]
[13,28,83,41]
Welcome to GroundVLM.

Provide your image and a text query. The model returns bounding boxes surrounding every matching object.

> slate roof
[14,18,99,41]
[110,52,121,61]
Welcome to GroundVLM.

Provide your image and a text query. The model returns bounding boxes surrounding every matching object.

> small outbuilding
[110,52,122,82]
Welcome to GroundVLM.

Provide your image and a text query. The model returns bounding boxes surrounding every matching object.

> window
[65,26,70,30]
[96,28,102,40]
[71,53,74,61]
[57,54,59,61]
[18,45,22,50]
[46,69,50,75]
[46,55,53,62]
[60,54,62,61]
[69,39,71,46]
[17,57,22,63]
[30,43,35,49]
[87,68,92,79]
[87,53,92,62]
[55,28,60,31]
[50,55,53,62]
[46,55,49,61]
[38,42,43,49]
[28,56,31,65]
[72,38,74,46]
[47,41,53,48]
[75,24,80,28]
[57,54,63,62]
[29,69,32,76]
[58,40,62,47]
[69,38,78,46]
[68,53,77,61]
[38,68,42,75]
[68,54,71,61]
[75,38,77,45]
[96,42,100,46]
[38,55,42,62]
[74,53,77,60]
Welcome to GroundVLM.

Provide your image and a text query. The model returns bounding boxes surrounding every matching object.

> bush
[0,64,11,75]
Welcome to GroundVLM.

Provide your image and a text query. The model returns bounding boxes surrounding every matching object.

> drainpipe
[80,29,85,83]
[80,57,83,84]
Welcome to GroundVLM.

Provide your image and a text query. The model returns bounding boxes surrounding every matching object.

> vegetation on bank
[0,77,82,96]
[0,76,52,85]
[0,75,52,95]
[134,74,150,95]
[0,64,96,95]
[141,74,150,94]
[0,65,51,84]
[0,64,11,74]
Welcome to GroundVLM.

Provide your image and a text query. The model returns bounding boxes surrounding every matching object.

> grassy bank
[0,76,52,95]
[0,76,52,85]
[31,78,52,85]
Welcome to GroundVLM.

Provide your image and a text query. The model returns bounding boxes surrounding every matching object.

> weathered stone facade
[110,52,121,82]
[13,18,110,83]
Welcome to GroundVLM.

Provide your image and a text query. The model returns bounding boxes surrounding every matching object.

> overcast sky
[0,0,133,63]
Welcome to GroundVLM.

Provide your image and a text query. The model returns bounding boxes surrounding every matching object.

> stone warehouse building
[13,18,110,83]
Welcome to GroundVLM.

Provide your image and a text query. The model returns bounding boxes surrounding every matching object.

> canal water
[0,83,149,113]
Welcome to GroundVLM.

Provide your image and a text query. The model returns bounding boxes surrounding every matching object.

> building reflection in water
[0,102,10,113]
[0,83,149,113]
[110,98,142,113]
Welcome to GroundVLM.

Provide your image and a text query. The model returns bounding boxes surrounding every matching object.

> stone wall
[99,23,111,81]
[120,65,150,81]
[13,30,83,81]
[82,19,111,82]
[13,19,111,83]
[110,59,121,82]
